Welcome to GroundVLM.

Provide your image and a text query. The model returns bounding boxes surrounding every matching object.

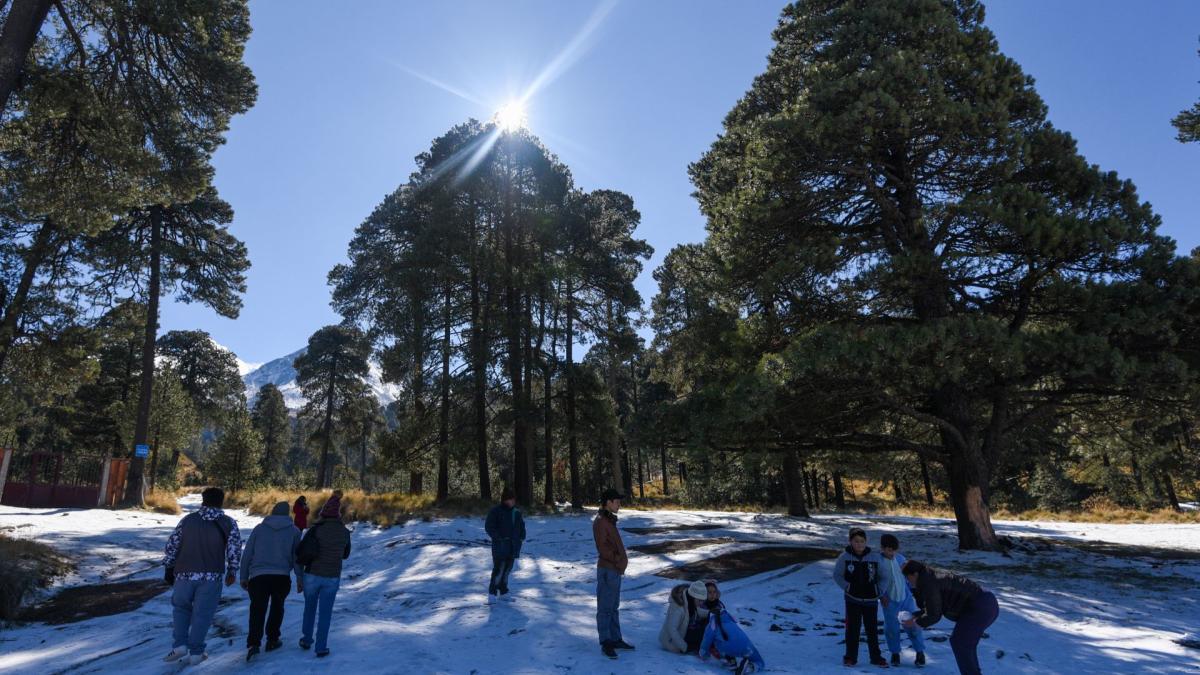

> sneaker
[299,638,312,651]
[265,639,283,652]
[246,646,260,662]
[487,592,497,605]
[187,653,208,666]
[844,656,858,667]
[871,655,890,668]
[602,643,618,659]
[891,653,901,666]
[163,647,187,663]
[612,639,635,650]
[316,649,330,658]
[915,652,926,667]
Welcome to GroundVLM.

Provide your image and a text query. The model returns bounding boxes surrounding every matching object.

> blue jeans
[301,573,341,653]
[596,567,622,645]
[951,591,999,675]
[490,556,514,594]
[171,578,222,655]
[882,593,926,654]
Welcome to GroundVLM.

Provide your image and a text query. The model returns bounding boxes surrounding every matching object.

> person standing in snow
[484,487,526,603]
[593,488,633,659]
[832,527,888,668]
[298,493,351,657]
[877,534,927,667]
[902,560,999,675]
[240,501,303,661]
[162,487,242,666]
[293,495,309,531]
[696,582,765,674]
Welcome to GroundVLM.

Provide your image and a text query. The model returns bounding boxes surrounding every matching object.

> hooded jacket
[911,565,984,628]
[659,584,690,653]
[484,503,526,559]
[877,551,910,603]
[833,545,882,605]
[240,502,303,584]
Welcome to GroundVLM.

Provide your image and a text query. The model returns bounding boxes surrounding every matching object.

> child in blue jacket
[698,582,765,674]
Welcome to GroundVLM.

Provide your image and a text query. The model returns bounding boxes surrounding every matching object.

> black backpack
[296,522,323,567]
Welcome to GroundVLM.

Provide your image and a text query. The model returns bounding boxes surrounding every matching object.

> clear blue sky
[159,0,1200,365]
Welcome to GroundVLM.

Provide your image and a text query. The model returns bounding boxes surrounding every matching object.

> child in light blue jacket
[697,582,765,674]
[878,533,927,667]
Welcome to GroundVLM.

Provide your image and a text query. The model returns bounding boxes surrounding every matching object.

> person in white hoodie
[240,501,304,662]
[877,533,926,667]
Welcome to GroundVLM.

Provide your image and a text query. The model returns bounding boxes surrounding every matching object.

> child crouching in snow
[697,582,766,674]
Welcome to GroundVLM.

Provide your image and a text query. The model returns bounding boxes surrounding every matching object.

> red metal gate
[0,452,105,508]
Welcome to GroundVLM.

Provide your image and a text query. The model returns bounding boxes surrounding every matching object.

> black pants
[247,574,291,647]
[845,598,882,661]
[489,556,514,594]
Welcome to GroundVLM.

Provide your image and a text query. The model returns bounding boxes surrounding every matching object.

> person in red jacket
[292,496,310,531]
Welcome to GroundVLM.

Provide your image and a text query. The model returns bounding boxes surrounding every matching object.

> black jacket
[301,519,352,578]
[911,566,983,628]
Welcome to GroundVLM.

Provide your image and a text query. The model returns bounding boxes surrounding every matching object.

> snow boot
[870,654,890,668]
[602,642,618,659]
[265,639,283,652]
[316,649,330,658]
[613,639,635,650]
[246,646,260,662]
[843,656,857,667]
[163,647,187,663]
[915,652,926,667]
[299,638,312,651]
[891,653,901,666]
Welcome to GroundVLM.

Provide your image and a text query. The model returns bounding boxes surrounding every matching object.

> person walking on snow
[593,488,633,659]
[162,487,242,666]
[298,493,351,657]
[240,501,303,661]
[484,487,526,603]
[833,527,888,668]
[902,560,999,675]
[293,495,309,531]
[877,534,927,667]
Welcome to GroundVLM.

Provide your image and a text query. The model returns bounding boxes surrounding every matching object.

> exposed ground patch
[20,579,167,625]
[656,546,838,581]
[623,524,723,535]
[629,537,736,554]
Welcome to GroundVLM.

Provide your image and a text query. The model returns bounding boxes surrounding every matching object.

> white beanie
[687,580,708,600]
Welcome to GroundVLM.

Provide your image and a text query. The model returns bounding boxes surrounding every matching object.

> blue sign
[135,444,150,458]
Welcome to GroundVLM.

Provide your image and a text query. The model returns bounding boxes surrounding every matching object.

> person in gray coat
[240,501,303,661]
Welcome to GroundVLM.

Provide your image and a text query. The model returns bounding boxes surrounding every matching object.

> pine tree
[251,383,290,483]
[206,410,262,494]
[1174,39,1200,143]
[294,326,370,488]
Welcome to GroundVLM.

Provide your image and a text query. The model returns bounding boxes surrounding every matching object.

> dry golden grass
[143,489,181,515]
[0,533,74,622]
[223,487,495,527]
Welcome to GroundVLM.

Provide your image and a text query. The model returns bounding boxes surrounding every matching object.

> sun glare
[495,101,527,131]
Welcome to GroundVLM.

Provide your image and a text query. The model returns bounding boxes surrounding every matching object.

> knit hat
[271,501,290,517]
[687,580,708,600]
[319,495,342,520]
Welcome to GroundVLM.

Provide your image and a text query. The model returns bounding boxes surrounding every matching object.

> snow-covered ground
[1,497,1198,674]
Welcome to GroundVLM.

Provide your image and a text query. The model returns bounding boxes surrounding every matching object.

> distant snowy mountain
[241,347,402,411]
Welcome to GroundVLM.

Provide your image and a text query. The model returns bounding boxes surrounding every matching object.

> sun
[494,100,527,132]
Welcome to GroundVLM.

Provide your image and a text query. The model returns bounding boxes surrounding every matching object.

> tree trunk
[782,451,809,517]
[604,299,623,492]
[0,0,52,118]
[799,461,812,508]
[809,469,820,508]
[945,452,1000,550]
[637,445,644,499]
[124,208,163,508]
[1162,470,1181,512]
[893,478,904,504]
[149,431,160,491]
[833,471,845,509]
[542,286,558,506]
[410,471,423,494]
[317,353,338,489]
[437,288,451,502]
[660,444,669,496]
[1130,453,1145,493]
[919,455,935,505]
[0,219,56,374]
[565,290,581,509]
[469,218,491,501]
[360,426,369,492]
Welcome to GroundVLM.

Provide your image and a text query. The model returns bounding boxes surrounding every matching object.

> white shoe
[163,646,187,662]
[187,652,208,665]
[486,592,497,605]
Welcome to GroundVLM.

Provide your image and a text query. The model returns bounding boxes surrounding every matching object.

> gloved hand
[164,566,176,586]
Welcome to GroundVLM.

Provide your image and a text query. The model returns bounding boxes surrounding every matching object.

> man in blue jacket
[484,487,526,603]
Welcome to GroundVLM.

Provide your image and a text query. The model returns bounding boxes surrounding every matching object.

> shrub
[0,534,73,623]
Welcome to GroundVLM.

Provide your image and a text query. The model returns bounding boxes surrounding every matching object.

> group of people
[161,486,999,674]
[161,488,350,665]
[832,527,1000,673]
